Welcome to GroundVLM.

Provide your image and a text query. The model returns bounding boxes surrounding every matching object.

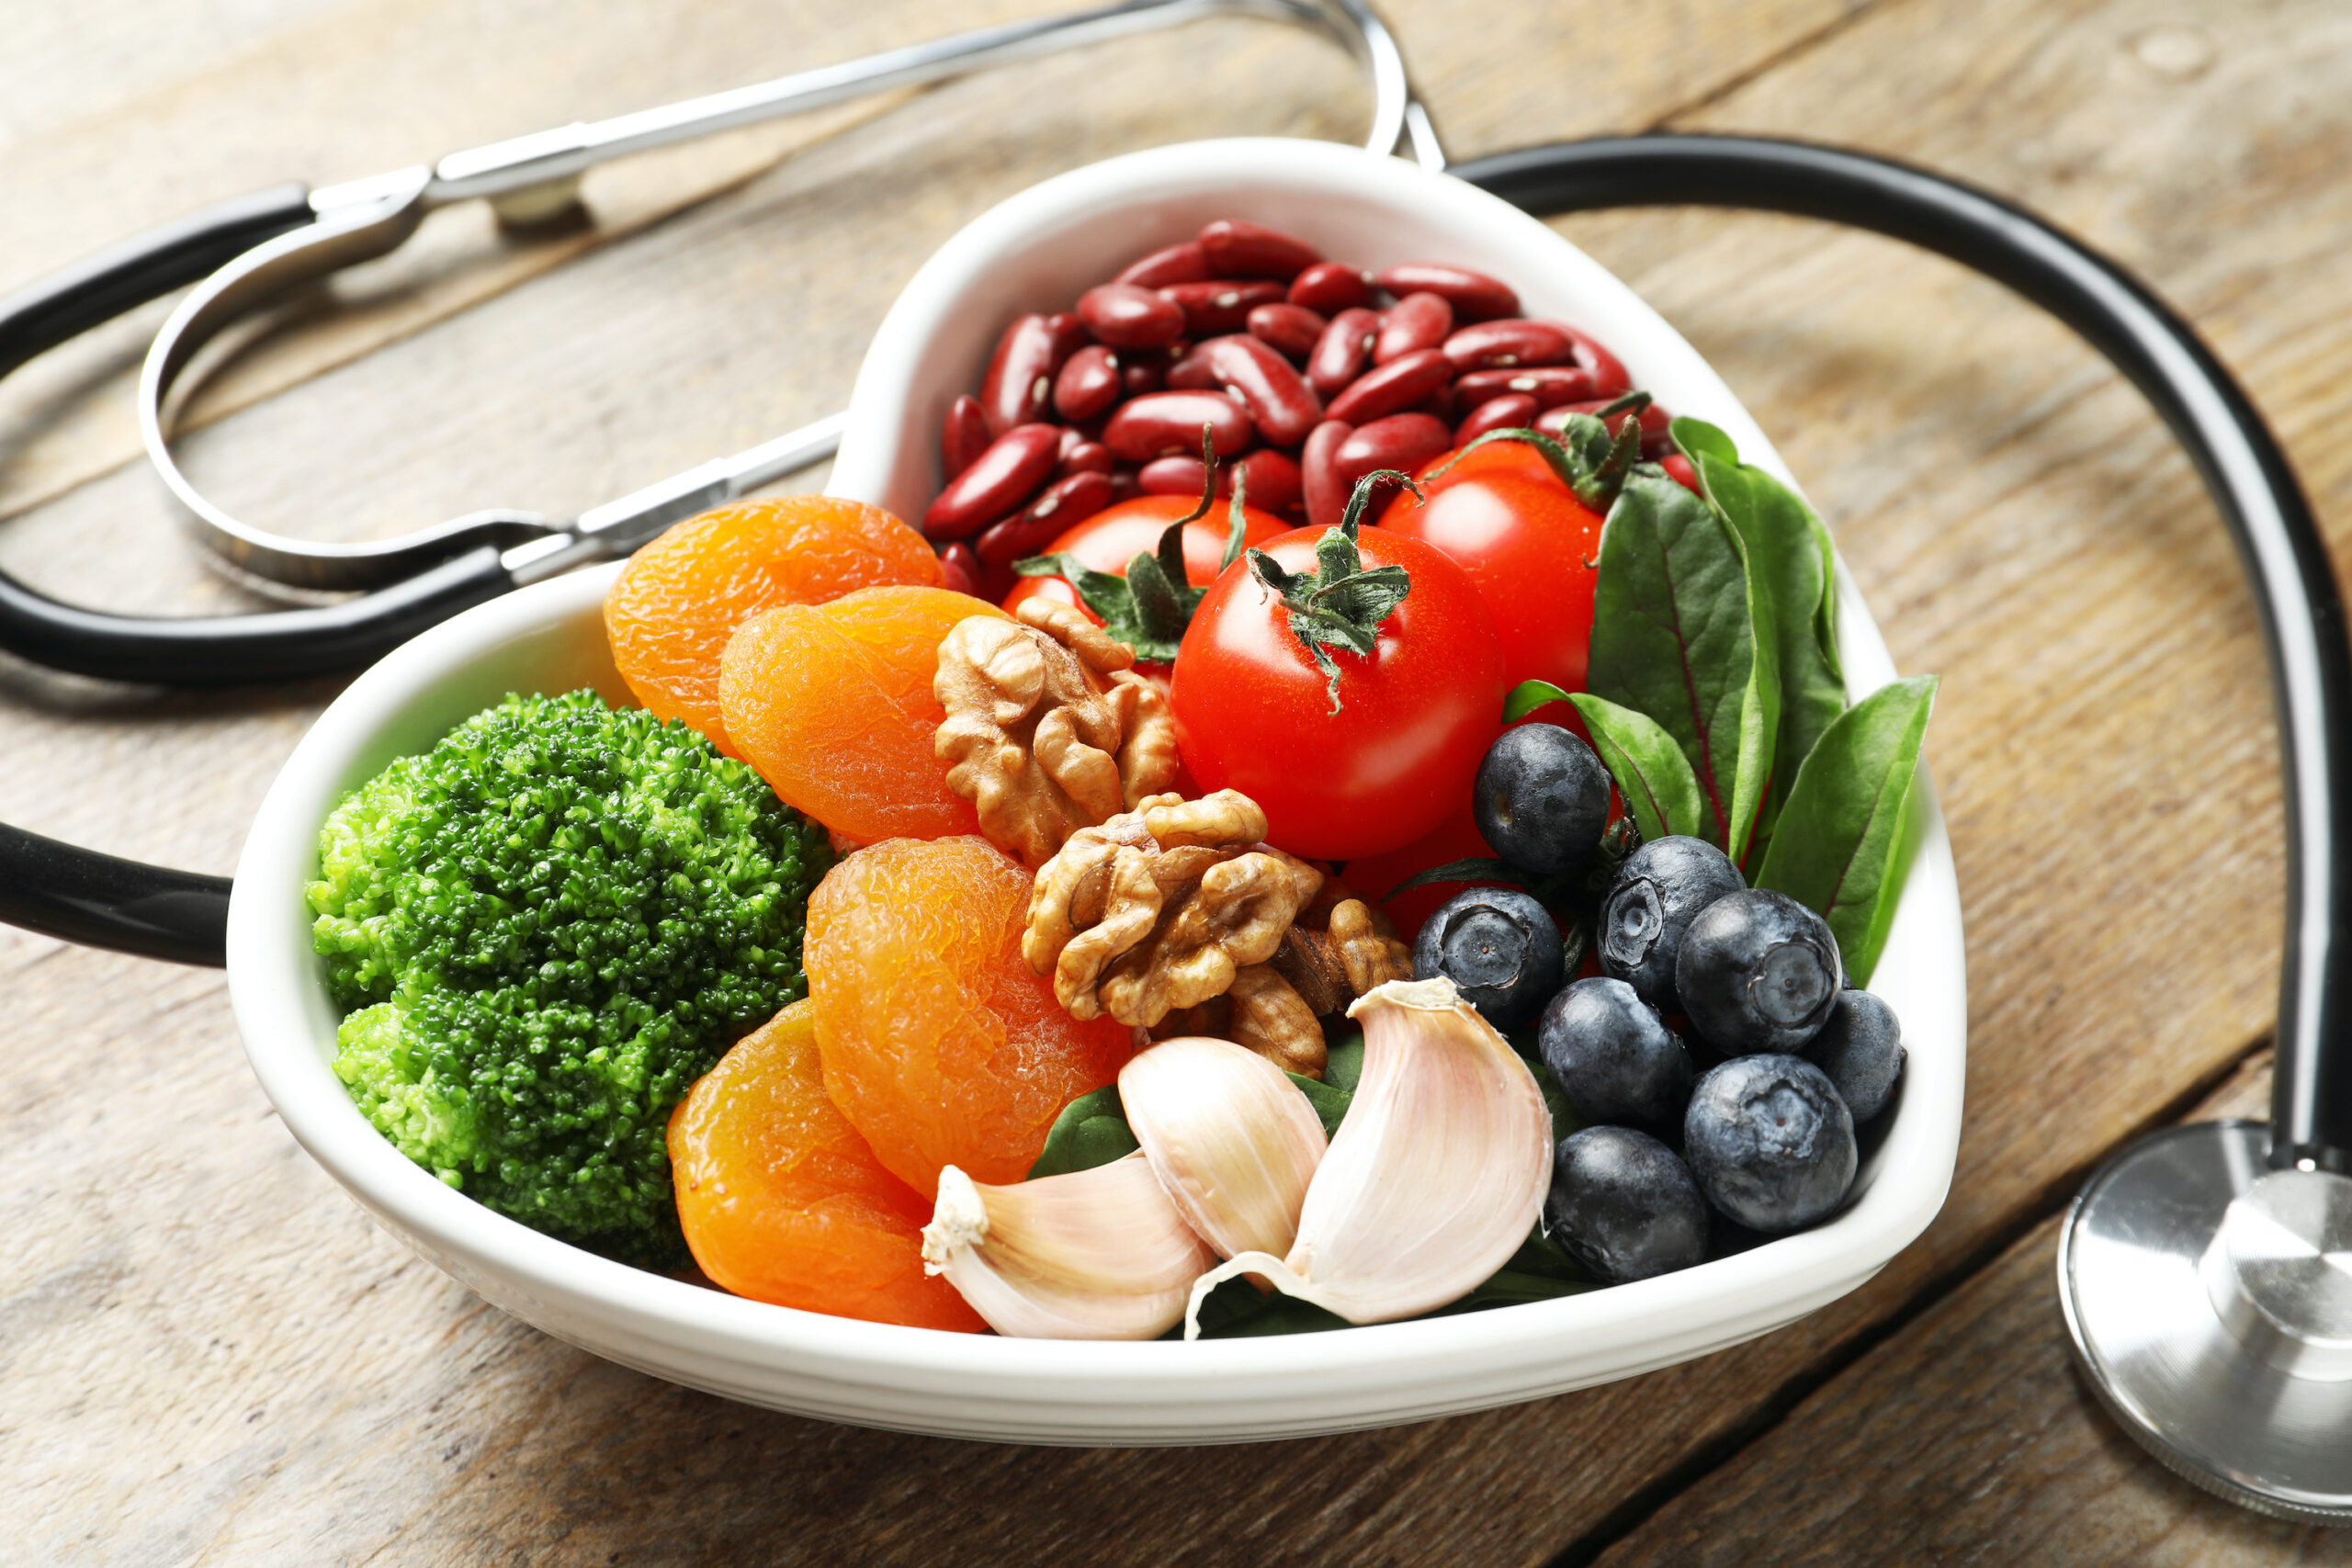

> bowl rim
[226,134,1966,1434]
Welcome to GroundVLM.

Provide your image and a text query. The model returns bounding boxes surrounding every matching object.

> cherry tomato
[1000,495,1290,622]
[1170,525,1505,860]
[1376,439,1604,694]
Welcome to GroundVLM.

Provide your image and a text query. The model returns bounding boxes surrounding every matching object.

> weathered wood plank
[1589,1055,2342,1565]
[5,0,2350,1562]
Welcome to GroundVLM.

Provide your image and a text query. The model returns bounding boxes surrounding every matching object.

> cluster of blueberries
[1408,722,1909,1285]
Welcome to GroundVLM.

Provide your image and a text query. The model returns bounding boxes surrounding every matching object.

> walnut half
[1024,790,1325,1032]
[934,599,1179,865]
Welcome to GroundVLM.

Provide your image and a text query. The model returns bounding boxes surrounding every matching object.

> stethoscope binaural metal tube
[137,0,1428,597]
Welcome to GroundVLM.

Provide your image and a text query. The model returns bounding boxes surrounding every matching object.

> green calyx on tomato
[1243,470,1420,714]
[1014,424,1248,661]
[1425,389,1651,513]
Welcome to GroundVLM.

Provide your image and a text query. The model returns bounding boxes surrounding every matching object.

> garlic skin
[923,1155,1217,1339]
[1184,976,1552,1334]
[1120,1035,1327,1259]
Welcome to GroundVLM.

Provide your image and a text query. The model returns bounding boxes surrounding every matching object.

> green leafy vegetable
[1286,1072,1352,1140]
[1586,469,1771,858]
[1247,471,1417,713]
[1026,1086,1139,1178]
[1566,692,1706,842]
[1676,418,1845,846]
[1014,425,1250,660]
[1755,674,1939,985]
[1502,676,1575,724]
[1322,1031,1364,1093]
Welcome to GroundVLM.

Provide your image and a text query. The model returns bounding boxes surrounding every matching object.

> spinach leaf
[1286,1071,1352,1140]
[1025,1086,1137,1178]
[1586,470,1771,860]
[1323,1030,1364,1093]
[1566,693,1707,842]
[1754,674,1939,986]
[1676,419,1845,842]
[1503,677,1574,724]
[1186,1276,1351,1337]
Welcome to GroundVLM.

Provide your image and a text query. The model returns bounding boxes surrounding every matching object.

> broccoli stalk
[308,690,831,1268]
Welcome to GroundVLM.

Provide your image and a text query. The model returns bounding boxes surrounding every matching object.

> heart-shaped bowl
[228,137,1965,1444]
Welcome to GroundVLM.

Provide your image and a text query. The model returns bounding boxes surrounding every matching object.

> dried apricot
[721,584,1008,842]
[605,496,940,750]
[805,836,1133,1193]
[668,999,985,1331]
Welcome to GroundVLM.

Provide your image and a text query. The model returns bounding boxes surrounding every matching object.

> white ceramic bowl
[228,137,1966,1444]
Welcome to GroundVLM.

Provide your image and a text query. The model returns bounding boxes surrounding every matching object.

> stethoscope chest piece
[2061,1120,2352,1523]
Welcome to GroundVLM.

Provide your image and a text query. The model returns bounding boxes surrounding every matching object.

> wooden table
[6,0,2348,1559]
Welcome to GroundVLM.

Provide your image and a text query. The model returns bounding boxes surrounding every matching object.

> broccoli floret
[309,690,831,1267]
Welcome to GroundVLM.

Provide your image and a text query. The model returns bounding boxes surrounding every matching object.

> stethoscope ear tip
[2062,1119,2352,1524]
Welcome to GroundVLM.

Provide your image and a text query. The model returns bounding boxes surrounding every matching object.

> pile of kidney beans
[922,219,1676,597]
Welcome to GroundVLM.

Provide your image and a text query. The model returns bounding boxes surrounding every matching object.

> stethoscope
[2,0,2346,1517]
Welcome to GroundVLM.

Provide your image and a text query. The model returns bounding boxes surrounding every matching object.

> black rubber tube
[0,823,232,966]
[1457,134,2350,1168]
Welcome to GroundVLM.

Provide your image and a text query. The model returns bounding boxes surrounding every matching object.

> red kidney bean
[1307,307,1382,398]
[1660,453,1702,493]
[1247,301,1328,362]
[1115,241,1212,288]
[1193,334,1323,447]
[1121,355,1167,398]
[938,541,983,597]
[1374,291,1453,365]
[1301,420,1353,532]
[1137,456,1211,497]
[1198,219,1322,281]
[1455,392,1541,446]
[1110,468,1143,503]
[1374,263,1519,321]
[1102,389,1255,463]
[942,394,992,480]
[1053,344,1123,423]
[1237,447,1304,514]
[974,470,1114,566]
[923,423,1060,539]
[1058,439,1115,477]
[1078,283,1186,350]
[980,314,1085,435]
[1453,365,1600,415]
[1289,261,1375,314]
[1543,324,1632,399]
[1158,280,1285,337]
[1165,343,1218,390]
[1325,347,1453,425]
[1442,319,1574,373]
[1334,413,1453,496]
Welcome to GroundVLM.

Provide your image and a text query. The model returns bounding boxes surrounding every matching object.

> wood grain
[1589,1055,2352,1565]
[3,0,2349,1562]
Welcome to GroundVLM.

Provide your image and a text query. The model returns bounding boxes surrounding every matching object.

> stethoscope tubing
[0,133,2340,1165]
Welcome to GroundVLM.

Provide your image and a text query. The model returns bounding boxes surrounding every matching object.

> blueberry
[1597,836,1744,1010]
[1544,1126,1709,1282]
[1410,886,1564,1032]
[1675,888,1843,1053]
[1537,977,1692,1133]
[1805,988,1906,1122]
[1683,1055,1856,1232]
[1473,724,1611,876]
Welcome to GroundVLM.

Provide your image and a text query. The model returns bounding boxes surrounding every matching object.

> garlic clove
[923,1155,1217,1339]
[1120,1034,1327,1260]
[1183,976,1553,1335]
